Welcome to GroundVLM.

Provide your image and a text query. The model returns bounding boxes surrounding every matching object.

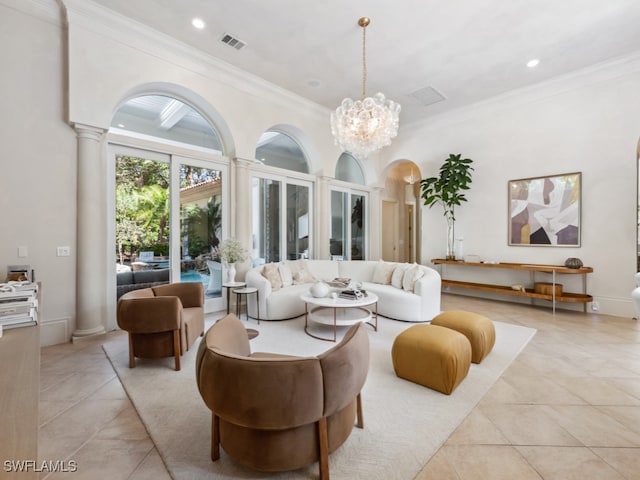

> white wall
[0,1,78,344]
[385,57,640,316]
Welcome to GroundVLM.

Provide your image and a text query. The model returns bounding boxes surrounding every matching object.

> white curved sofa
[245,260,441,322]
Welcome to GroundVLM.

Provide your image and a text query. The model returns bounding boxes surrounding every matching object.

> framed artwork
[508,172,581,247]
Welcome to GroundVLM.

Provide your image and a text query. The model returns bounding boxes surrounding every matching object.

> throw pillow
[402,264,425,292]
[262,263,282,291]
[391,263,409,289]
[372,260,396,285]
[278,263,293,287]
[293,268,315,284]
[289,259,315,284]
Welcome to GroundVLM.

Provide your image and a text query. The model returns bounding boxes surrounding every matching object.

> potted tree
[420,153,474,260]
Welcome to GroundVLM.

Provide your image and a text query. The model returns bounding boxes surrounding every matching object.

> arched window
[111,95,223,153]
[255,131,309,173]
[335,152,365,185]
[252,130,313,263]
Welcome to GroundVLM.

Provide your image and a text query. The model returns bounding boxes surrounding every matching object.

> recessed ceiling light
[526,58,540,68]
[192,18,205,29]
[117,123,125,128]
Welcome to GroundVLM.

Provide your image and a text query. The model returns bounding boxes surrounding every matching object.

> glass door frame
[107,139,229,327]
[250,168,315,263]
[173,154,229,313]
[329,184,370,261]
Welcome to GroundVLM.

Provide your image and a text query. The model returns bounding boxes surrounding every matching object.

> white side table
[223,281,246,314]
[233,287,259,324]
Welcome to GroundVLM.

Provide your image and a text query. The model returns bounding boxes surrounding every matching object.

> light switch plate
[18,246,28,257]
[57,246,71,257]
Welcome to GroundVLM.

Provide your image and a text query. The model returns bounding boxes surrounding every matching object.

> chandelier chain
[361,23,367,100]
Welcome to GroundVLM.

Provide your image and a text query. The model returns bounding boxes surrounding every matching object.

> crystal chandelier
[330,17,401,161]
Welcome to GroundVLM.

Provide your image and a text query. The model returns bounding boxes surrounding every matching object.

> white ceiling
[90,0,640,125]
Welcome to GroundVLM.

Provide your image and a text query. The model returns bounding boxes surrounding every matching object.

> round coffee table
[301,292,378,342]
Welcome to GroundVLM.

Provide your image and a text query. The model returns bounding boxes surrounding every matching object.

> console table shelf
[432,259,593,312]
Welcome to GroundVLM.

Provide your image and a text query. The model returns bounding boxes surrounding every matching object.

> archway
[382,160,422,263]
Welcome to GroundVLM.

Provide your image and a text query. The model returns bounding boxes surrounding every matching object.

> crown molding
[404,49,640,133]
[1,0,63,24]
[61,0,329,120]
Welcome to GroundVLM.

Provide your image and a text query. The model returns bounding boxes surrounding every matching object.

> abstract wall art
[508,172,581,247]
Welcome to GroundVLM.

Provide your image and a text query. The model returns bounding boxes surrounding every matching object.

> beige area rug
[104,315,536,480]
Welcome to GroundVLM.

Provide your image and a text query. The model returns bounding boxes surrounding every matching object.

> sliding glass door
[112,145,228,313]
[175,158,224,306]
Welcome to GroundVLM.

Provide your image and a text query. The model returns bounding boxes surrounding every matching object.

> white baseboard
[39,317,71,346]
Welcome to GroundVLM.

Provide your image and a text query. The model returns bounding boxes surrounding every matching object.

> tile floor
[38,294,640,479]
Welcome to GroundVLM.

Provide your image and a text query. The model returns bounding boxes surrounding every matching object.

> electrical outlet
[57,246,71,257]
[591,301,600,312]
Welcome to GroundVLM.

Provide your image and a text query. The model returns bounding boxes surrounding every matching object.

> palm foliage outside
[115,156,222,266]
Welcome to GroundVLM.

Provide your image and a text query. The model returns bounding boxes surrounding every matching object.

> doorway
[382,200,399,261]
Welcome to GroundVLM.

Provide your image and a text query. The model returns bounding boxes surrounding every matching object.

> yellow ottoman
[431,310,496,364]
[391,324,471,395]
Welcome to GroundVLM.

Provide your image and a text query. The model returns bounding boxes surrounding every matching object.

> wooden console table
[431,259,593,313]
[0,325,40,479]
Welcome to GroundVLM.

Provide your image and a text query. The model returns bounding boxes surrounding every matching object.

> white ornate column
[369,186,383,261]
[316,176,331,259]
[73,124,106,340]
[232,158,253,274]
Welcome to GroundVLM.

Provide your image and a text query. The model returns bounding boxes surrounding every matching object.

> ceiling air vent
[220,32,246,51]
[407,86,447,107]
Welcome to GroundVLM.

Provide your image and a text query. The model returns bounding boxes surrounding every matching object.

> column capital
[232,157,256,169]
[73,123,106,141]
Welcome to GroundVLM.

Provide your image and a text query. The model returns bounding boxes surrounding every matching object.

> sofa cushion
[372,260,396,285]
[133,269,170,284]
[278,263,293,287]
[307,261,340,283]
[116,271,134,286]
[402,264,425,292]
[287,260,315,284]
[266,284,310,319]
[364,282,423,322]
[391,263,409,289]
[338,260,376,283]
[262,263,282,291]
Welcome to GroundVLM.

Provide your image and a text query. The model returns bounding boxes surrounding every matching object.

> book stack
[339,289,367,300]
[0,282,38,330]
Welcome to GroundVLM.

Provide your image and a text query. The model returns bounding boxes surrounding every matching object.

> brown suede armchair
[195,314,370,480]
[117,282,205,371]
